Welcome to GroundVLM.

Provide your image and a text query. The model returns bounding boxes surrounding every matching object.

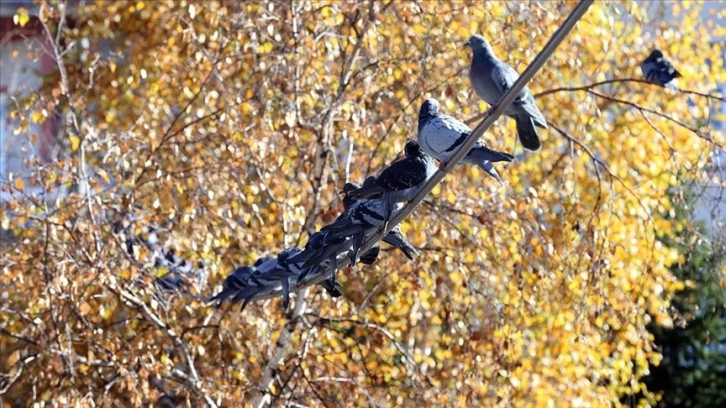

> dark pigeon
[346,140,436,225]
[641,49,681,87]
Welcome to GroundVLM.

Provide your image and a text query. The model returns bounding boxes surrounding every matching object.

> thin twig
[535,77,724,101]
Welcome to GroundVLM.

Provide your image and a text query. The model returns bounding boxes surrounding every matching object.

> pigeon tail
[358,246,380,265]
[210,287,236,304]
[320,278,343,297]
[514,115,542,151]
[382,233,419,260]
[301,239,350,271]
[466,145,514,164]
[320,222,364,244]
[288,249,315,265]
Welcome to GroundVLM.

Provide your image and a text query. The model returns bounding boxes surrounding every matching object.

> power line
[246,0,595,302]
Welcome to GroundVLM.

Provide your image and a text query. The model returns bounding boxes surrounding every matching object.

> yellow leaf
[447,190,457,205]
[31,110,43,123]
[13,8,29,28]
[14,177,24,191]
[69,135,81,152]
[97,169,111,184]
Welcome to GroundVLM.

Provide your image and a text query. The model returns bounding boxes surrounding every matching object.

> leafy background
[1,1,724,406]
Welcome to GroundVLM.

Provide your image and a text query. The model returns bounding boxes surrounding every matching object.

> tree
[1,1,723,406]
[640,190,726,407]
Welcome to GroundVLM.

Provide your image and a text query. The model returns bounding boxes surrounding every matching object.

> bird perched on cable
[332,180,420,260]
[417,98,514,184]
[299,179,417,268]
[211,250,306,311]
[210,264,260,310]
[641,49,681,87]
[466,34,547,151]
[291,227,380,288]
[346,140,436,225]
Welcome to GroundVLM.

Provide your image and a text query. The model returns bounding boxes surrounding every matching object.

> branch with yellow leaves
[109,284,219,407]
[534,77,724,102]
[247,1,594,405]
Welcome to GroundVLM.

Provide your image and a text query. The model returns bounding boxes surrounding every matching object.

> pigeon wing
[375,158,428,192]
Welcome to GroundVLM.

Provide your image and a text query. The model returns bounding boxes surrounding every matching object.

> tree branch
[535,77,724,102]
[110,285,218,407]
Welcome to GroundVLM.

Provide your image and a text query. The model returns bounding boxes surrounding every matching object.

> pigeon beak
[464,40,471,47]
[338,190,346,195]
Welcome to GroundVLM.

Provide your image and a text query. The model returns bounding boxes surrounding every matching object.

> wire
[247,0,595,302]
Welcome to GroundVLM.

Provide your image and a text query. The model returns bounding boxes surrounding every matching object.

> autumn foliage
[1,1,724,406]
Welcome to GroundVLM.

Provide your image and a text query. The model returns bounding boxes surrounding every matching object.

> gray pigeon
[318,195,405,263]
[417,98,514,184]
[466,34,547,151]
[211,250,302,311]
[290,229,380,290]
[641,49,681,87]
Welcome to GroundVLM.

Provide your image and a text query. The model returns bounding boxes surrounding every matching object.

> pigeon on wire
[344,179,419,260]
[212,246,378,311]
[335,180,420,260]
[417,98,514,184]
[346,140,436,226]
[641,49,681,87]
[210,265,259,310]
[293,178,419,278]
[211,250,301,311]
[291,227,380,288]
[466,34,547,151]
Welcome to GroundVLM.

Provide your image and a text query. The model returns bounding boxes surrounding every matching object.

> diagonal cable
[246,0,594,302]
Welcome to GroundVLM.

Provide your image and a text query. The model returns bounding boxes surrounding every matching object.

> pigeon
[291,229,380,287]
[211,250,304,311]
[466,34,547,151]
[641,49,681,87]
[382,225,419,260]
[342,180,420,260]
[327,181,420,260]
[266,248,305,309]
[417,98,514,184]
[346,140,436,225]
[210,265,259,310]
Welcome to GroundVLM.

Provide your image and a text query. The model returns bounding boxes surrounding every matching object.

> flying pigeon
[466,34,547,151]
[417,98,513,184]
[346,140,436,225]
[641,49,681,87]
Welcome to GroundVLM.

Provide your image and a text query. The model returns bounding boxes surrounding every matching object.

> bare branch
[535,77,724,102]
